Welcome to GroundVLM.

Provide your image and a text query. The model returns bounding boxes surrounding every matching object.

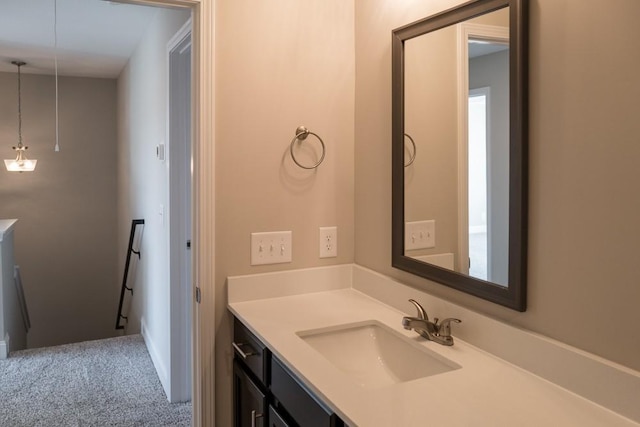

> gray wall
[355,0,640,373]
[116,7,191,400]
[0,72,118,349]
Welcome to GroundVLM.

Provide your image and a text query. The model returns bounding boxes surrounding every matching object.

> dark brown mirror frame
[392,0,528,311]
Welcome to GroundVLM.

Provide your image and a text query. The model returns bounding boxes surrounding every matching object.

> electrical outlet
[319,226,338,258]
[405,220,435,250]
[251,231,292,265]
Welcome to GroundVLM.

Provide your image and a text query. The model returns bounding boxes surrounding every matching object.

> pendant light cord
[54,0,60,152]
[17,63,22,148]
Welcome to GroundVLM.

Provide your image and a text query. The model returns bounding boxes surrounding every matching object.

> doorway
[168,21,192,403]
[468,87,490,281]
[0,0,214,423]
[130,1,214,424]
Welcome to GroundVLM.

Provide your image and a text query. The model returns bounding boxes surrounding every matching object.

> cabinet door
[268,405,290,427]
[271,357,344,427]
[233,359,266,427]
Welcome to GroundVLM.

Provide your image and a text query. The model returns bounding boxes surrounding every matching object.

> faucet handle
[408,299,428,321]
[437,318,461,337]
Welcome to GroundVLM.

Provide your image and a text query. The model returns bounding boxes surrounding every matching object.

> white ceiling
[0,0,160,78]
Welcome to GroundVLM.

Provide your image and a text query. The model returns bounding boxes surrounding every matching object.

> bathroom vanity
[233,317,345,427]
[228,265,640,426]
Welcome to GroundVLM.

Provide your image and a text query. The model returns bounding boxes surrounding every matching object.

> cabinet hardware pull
[232,341,256,359]
[251,409,263,427]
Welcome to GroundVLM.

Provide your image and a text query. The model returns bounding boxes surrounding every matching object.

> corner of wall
[141,319,170,400]
[0,332,9,359]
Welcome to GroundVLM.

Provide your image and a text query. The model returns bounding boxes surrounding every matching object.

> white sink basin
[297,320,461,389]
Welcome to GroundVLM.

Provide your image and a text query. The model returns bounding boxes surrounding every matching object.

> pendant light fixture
[4,61,37,172]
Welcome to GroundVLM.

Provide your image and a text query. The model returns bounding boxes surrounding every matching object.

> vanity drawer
[234,317,269,384]
[270,357,344,427]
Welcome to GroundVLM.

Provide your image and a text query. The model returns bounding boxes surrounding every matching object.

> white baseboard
[141,319,171,401]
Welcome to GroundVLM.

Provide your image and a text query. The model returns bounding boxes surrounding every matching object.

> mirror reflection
[403,8,510,287]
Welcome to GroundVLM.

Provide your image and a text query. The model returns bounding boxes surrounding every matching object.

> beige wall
[0,72,118,348]
[404,25,459,259]
[355,0,640,373]
[215,0,355,424]
[214,0,639,422]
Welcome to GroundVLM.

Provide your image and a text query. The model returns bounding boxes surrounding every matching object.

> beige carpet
[0,334,191,426]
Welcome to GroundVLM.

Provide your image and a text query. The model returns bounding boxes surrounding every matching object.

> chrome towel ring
[289,125,326,169]
[404,133,416,167]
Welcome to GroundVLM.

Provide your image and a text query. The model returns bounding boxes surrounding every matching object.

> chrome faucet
[402,299,461,346]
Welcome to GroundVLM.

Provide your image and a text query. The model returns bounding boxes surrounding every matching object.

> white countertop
[229,271,638,426]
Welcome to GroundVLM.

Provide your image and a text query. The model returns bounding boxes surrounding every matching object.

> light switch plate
[319,226,337,258]
[251,231,292,265]
[405,220,435,250]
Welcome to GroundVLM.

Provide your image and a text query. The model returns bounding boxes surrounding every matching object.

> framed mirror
[392,0,528,311]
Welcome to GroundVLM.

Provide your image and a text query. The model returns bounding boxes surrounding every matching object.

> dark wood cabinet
[233,359,267,427]
[270,357,344,427]
[233,316,346,427]
[268,406,290,427]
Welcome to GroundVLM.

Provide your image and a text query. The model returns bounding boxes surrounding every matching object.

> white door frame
[117,1,215,425]
[167,20,192,403]
[467,86,491,279]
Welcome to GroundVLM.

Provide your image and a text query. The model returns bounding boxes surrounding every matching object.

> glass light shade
[4,158,37,172]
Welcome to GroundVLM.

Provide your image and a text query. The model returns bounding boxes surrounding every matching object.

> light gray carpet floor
[0,334,191,426]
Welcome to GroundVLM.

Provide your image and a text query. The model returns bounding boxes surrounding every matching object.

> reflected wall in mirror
[392,0,528,311]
